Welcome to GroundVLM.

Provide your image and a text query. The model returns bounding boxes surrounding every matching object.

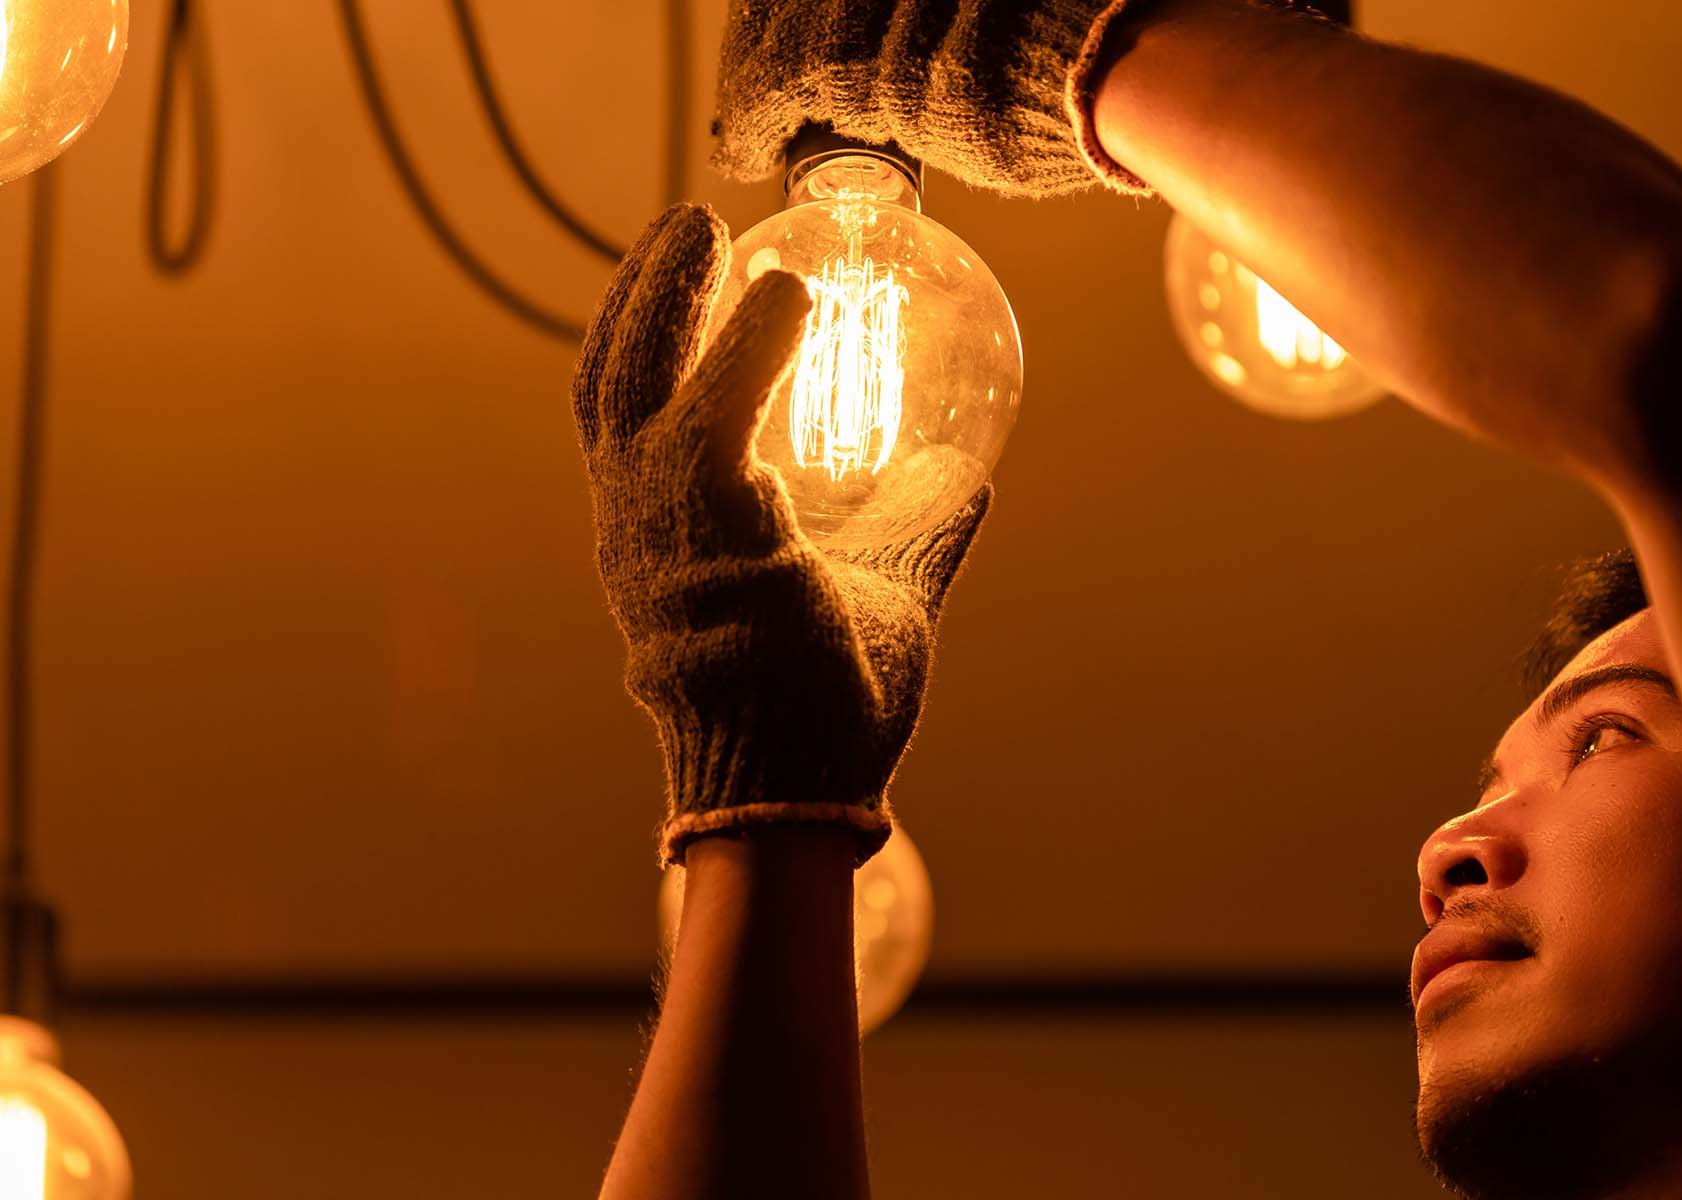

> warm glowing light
[0,0,130,186]
[1163,212,1382,420]
[789,215,908,482]
[0,1018,131,1198]
[704,150,1020,548]
[0,1095,47,1200]
[1252,273,1348,370]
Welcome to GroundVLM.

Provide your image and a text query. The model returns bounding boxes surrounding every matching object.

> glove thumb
[668,269,812,475]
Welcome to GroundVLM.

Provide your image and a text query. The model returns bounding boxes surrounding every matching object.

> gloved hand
[709,0,1150,198]
[571,203,993,866]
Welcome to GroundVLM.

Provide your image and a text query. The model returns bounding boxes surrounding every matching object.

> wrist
[685,823,860,878]
[681,825,859,942]
[662,800,892,868]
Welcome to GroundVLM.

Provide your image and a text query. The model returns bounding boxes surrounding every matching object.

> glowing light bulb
[707,147,1021,549]
[658,825,935,1034]
[0,1017,130,1199]
[0,0,130,186]
[1163,211,1383,420]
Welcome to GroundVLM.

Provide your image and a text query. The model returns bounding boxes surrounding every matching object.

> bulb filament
[789,209,908,482]
[1254,274,1347,370]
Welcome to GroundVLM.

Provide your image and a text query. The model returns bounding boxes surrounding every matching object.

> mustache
[1421,894,1544,950]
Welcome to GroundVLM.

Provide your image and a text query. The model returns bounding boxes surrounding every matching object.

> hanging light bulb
[0,0,130,186]
[657,824,935,1034]
[706,129,1022,549]
[0,1018,130,1200]
[0,899,130,1200]
[1163,211,1384,420]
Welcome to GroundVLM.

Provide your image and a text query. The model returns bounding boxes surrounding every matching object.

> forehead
[1498,608,1663,745]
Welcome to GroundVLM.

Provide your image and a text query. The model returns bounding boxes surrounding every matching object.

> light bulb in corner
[705,135,1022,549]
[658,825,935,1035]
[0,1017,130,1199]
[0,0,130,187]
[1163,211,1383,420]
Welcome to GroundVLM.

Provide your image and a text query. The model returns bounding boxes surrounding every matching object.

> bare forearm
[601,826,869,1200]
[1093,0,1682,464]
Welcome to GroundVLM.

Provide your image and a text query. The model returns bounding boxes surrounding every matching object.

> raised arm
[1085,0,1682,681]
[600,826,868,1200]
[710,0,1682,678]
[594,4,1682,1192]
[573,205,990,1199]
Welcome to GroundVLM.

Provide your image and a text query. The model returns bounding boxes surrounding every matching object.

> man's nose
[1416,815,1527,925]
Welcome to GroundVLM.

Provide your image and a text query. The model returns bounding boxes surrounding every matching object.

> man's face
[1412,608,1682,1192]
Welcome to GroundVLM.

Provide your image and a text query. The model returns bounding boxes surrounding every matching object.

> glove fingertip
[591,203,737,448]
[678,268,813,469]
[741,267,814,333]
[574,203,724,451]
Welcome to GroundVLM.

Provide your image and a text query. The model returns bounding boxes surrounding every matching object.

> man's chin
[1416,1054,1666,1200]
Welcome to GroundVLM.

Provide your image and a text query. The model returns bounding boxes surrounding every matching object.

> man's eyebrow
[1475,665,1677,798]
[1537,664,1677,727]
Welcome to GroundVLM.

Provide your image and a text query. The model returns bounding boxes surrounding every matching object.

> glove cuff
[648,707,895,868]
[661,801,893,869]
[1065,0,1156,196]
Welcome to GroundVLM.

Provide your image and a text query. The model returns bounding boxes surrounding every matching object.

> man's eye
[1571,717,1638,764]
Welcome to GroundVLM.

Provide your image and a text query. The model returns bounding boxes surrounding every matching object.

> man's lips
[1411,923,1533,1006]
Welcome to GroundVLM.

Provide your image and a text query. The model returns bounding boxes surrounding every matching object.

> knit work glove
[571,203,992,866]
[710,0,1150,198]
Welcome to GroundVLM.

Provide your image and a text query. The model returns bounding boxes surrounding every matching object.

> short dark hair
[1521,549,1649,700]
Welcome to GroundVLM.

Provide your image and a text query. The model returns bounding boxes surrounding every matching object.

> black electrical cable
[144,0,218,274]
[7,165,57,896]
[446,0,625,263]
[336,0,585,342]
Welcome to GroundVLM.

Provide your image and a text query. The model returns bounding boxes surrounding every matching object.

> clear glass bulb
[0,1017,130,1199]
[0,0,130,187]
[706,152,1022,549]
[657,825,935,1035]
[1163,211,1384,420]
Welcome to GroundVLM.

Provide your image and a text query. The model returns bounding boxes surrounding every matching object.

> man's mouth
[1411,923,1533,1007]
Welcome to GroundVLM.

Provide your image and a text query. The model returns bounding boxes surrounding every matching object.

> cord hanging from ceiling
[6,165,56,902]
[145,0,219,274]
[340,1,696,341]
[446,0,626,263]
[2,162,66,1026]
[338,0,586,342]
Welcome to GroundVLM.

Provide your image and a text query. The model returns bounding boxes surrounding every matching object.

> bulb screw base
[1295,0,1351,25]
[783,124,924,201]
[1,891,60,1023]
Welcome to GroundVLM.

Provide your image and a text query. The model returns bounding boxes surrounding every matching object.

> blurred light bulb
[0,0,130,187]
[707,148,1022,549]
[658,825,934,1034]
[1163,211,1383,420]
[0,1017,130,1199]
